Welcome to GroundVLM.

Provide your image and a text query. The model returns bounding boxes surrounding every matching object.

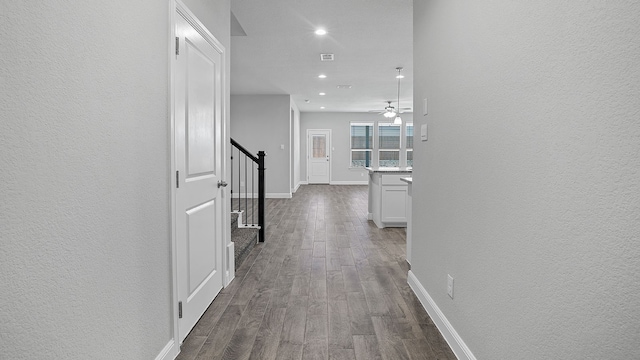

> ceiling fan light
[393,115,402,125]
[384,111,396,118]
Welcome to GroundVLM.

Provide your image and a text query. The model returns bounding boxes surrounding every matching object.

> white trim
[168,0,179,351]
[407,271,477,360]
[226,241,235,286]
[267,192,292,199]
[176,1,224,53]
[231,193,258,199]
[155,339,177,360]
[231,192,292,199]
[329,181,368,185]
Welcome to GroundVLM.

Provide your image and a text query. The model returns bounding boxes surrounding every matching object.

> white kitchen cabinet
[367,168,411,228]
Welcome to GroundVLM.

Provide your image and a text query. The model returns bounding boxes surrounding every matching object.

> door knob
[217,180,228,188]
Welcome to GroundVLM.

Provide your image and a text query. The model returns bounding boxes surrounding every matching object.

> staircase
[230,137,266,270]
[231,212,259,269]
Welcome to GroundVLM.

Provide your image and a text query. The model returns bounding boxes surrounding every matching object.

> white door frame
[168,0,231,354]
[307,129,332,184]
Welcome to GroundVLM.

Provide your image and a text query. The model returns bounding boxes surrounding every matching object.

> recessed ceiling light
[320,106,325,109]
[315,29,327,35]
[318,74,327,79]
[319,92,326,96]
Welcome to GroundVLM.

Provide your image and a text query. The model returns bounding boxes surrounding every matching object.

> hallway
[177,185,456,360]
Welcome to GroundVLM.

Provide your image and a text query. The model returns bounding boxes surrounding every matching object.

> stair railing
[230,138,266,242]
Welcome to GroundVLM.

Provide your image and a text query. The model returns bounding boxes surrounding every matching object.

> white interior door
[175,13,224,342]
[308,129,331,184]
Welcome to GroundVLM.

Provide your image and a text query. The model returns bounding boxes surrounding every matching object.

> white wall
[301,112,413,184]
[412,1,640,359]
[0,1,229,359]
[231,94,292,196]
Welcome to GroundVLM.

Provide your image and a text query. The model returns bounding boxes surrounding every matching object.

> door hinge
[175,37,180,55]
[176,171,179,188]
[178,301,183,319]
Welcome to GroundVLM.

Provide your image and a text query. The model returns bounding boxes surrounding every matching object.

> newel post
[257,151,266,242]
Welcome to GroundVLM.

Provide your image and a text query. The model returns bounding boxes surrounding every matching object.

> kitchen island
[366,167,412,228]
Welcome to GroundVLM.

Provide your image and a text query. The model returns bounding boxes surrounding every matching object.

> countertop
[365,167,412,174]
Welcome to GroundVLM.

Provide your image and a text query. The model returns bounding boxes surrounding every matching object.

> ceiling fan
[368,101,403,117]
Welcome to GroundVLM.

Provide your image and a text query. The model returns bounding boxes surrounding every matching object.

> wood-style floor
[177,185,456,360]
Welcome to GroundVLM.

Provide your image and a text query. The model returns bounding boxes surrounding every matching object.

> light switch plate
[421,123,428,141]
[423,98,428,116]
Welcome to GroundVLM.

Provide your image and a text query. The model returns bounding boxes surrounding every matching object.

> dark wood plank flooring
[178,185,456,360]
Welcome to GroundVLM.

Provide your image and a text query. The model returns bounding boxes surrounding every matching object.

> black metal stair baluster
[244,154,248,226]
[252,159,255,227]
[230,150,234,208]
[237,148,240,213]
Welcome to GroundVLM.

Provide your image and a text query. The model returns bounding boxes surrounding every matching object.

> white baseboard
[329,180,368,185]
[231,193,292,199]
[155,339,178,360]
[267,193,292,199]
[293,182,302,193]
[407,271,477,360]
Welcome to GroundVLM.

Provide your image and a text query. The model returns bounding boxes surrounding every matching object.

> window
[312,134,327,158]
[350,122,373,167]
[349,120,413,168]
[406,122,413,167]
[378,122,401,167]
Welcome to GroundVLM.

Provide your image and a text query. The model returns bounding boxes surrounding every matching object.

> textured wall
[231,94,292,195]
[412,1,640,359]
[0,0,233,358]
[300,112,414,183]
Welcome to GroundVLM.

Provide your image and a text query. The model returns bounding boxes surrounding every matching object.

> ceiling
[230,0,413,114]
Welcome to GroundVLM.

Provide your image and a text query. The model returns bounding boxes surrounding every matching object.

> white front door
[175,13,224,342]
[308,129,331,184]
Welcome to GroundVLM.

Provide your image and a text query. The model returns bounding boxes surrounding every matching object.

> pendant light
[393,67,403,125]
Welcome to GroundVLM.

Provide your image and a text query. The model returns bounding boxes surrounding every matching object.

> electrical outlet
[447,274,454,299]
